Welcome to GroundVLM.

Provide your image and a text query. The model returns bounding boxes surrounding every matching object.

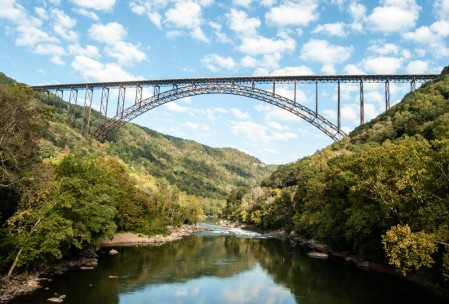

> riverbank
[100,224,212,246]
[217,219,449,300]
[0,224,210,303]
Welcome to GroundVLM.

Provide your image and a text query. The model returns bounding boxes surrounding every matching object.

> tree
[382,224,437,275]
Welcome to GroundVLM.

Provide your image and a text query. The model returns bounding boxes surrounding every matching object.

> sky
[0,0,448,164]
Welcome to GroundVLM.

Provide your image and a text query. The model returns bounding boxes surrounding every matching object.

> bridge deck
[30,74,439,90]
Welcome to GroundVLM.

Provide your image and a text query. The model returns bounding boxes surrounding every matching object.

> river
[10,222,447,303]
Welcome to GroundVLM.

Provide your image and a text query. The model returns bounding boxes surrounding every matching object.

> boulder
[307,251,329,259]
[109,249,119,255]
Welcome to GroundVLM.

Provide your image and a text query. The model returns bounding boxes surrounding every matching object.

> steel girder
[94,83,347,142]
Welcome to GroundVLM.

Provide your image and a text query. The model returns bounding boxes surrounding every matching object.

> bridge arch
[93,83,347,142]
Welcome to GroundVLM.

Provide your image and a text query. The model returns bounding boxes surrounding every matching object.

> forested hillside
[223,67,449,285]
[0,71,272,276]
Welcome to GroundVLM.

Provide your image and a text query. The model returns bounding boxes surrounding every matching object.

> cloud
[238,34,295,55]
[51,9,78,41]
[89,22,147,65]
[164,102,189,113]
[70,0,116,11]
[368,41,400,56]
[201,54,237,71]
[406,60,429,74]
[270,66,314,76]
[265,0,319,27]
[233,0,253,7]
[230,121,298,143]
[433,0,449,20]
[71,55,141,81]
[73,8,99,20]
[226,8,261,37]
[68,44,100,58]
[300,39,353,70]
[186,121,209,131]
[362,56,402,74]
[403,21,449,57]
[313,22,347,37]
[166,1,201,29]
[367,0,420,33]
[231,108,250,119]
[15,25,58,47]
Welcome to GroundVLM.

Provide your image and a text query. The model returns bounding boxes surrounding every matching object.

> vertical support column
[135,85,142,105]
[154,84,160,97]
[337,80,341,131]
[68,88,78,126]
[86,92,94,135]
[251,80,255,90]
[410,78,416,92]
[315,80,318,117]
[55,89,63,112]
[360,79,364,125]
[99,87,109,126]
[272,79,275,96]
[293,81,297,103]
[81,86,93,136]
[385,79,390,110]
[116,86,126,118]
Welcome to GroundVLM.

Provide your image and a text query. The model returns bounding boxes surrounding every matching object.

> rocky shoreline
[217,219,449,300]
[0,224,211,303]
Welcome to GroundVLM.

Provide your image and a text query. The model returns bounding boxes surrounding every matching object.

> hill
[29,86,274,201]
[223,66,449,286]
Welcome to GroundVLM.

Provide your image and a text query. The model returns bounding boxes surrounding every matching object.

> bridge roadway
[30,74,439,142]
[31,74,438,90]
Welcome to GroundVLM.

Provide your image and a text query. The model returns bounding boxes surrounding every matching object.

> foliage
[382,225,437,275]
[223,66,449,282]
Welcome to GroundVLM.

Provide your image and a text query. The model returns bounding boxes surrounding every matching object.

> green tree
[382,224,437,275]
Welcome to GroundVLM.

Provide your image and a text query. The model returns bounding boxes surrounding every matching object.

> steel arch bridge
[30,74,438,142]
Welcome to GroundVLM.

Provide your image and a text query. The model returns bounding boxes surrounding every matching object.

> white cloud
[226,8,261,37]
[313,22,347,37]
[344,64,366,75]
[51,9,78,41]
[68,44,100,58]
[51,56,65,65]
[186,121,209,130]
[209,21,232,44]
[362,56,403,74]
[367,0,420,33]
[89,23,147,65]
[15,25,58,47]
[433,0,449,20]
[233,0,253,7]
[230,121,298,143]
[73,8,99,20]
[71,55,140,81]
[166,1,201,29]
[270,66,314,76]
[300,39,353,69]
[34,7,48,20]
[164,102,189,113]
[231,108,250,119]
[70,0,116,11]
[368,41,400,56]
[191,27,209,43]
[265,0,319,27]
[0,0,40,26]
[89,22,126,44]
[403,22,449,57]
[406,60,429,74]
[238,34,295,55]
[201,54,237,71]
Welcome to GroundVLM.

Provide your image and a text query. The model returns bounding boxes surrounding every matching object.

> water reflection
[11,232,447,304]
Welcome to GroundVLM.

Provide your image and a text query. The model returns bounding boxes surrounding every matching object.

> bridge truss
[31,74,438,142]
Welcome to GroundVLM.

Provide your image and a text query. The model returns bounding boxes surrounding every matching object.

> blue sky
[0,0,448,164]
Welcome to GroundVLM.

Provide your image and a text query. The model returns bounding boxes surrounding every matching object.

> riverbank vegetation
[222,67,449,287]
[0,71,272,277]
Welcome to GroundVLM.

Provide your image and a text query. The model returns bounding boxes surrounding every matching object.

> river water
[11,222,447,304]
